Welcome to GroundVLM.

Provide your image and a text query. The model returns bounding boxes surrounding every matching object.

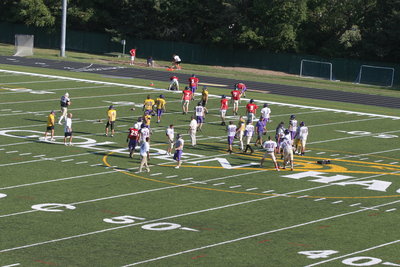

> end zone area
[0,69,399,266]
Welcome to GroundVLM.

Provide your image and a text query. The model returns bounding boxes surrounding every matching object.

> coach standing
[58,92,71,125]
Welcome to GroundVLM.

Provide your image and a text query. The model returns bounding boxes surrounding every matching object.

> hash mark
[374,160,383,162]
[229,185,242,188]
[61,159,74,162]
[332,200,343,204]
[181,177,193,181]
[262,190,274,193]
[316,152,326,154]
[5,151,18,154]
[246,188,258,191]
[350,203,361,206]
[33,154,46,158]
[19,153,32,156]
[150,173,162,176]
[385,208,397,212]
[359,158,369,160]
[330,154,340,156]
[75,161,88,164]
[314,198,326,201]
[389,162,398,165]
[166,175,178,178]
[297,195,309,199]
[213,182,225,186]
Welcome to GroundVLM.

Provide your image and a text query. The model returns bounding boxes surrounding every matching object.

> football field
[0,68,399,266]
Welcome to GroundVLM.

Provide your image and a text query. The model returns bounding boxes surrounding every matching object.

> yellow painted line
[102,152,400,199]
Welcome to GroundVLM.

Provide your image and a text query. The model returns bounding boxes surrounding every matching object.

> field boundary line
[0,69,399,119]
[304,239,400,266]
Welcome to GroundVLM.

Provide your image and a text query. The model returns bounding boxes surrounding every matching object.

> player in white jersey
[295,121,308,156]
[58,92,71,125]
[288,115,298,140]
[244,121,255,154]
[166,124,174,155]
[139,125,150,143]
[260,136,279,171]
[227,121,238,154]
[280,138,294,171]
[275,122,286,149]
[237,116,246,151]
[195,103,207,131]
[260,103,271,123]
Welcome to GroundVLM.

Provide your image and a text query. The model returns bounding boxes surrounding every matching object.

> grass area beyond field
[0,66,399,266]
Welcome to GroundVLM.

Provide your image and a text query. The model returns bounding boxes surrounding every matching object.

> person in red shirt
[168,75,179,90]
[236,82,247,97]
[188,74,199,100]
[182,86,193,114]
[220,95,229,126]
[129,48,136,65]
[246,99,258,123]
[127,126,140,158]
[231,87,242,115]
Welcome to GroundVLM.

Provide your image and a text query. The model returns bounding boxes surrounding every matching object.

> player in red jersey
[168,75,179,90]
[182,86,193,114]
[231,87,241,115]
[236,82,247,97]
[220,95,229,126]
[127,126,140,158]
[246,99,258,123]
[188,74,199,100]
[129,48,136,65]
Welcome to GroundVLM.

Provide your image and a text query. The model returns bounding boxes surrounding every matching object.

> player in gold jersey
[105,105,117,137]
[44,110,56,141]
[155,95,166,123]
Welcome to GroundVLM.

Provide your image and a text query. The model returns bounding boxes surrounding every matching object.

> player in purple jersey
[227,121,238,154]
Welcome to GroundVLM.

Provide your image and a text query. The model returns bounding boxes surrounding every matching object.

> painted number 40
[298,250,400,266]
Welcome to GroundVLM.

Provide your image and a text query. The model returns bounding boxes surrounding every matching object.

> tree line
[0,0,399,62]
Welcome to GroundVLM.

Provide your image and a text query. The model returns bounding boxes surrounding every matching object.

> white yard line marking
[75,161,88,165]
[385,208,397,212]
[305,239,400,267]
[166,175,178,178]
[121,201,400,267]
[32,154,46,158]
[229,185,242,188]
[0,152,92,167]
[0,170,118,190]
[359,158,368,160]
[5,151,18,154]
[330,154,340,156]
[297,195,309,198]
[332,200,343,204]
[90,163,103,167]
[1,263,21,267]
[213,182,225,186]
[374,160,383,162]
[18,153,32,156]
[336,147,400,160]
[389,162,398,165]
[262,190,274,193]
[61,159,74,162]
[349,203,361,207]
[150,173,162,176]
[181,178,193,181]
[246,188,258,191]
[316,152,326,154]
[314,198,326,201]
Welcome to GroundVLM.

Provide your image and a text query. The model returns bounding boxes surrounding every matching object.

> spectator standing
[138,137,150,173]
[188,116,198,146]
[130,48,136,65]
[172,54,182,70]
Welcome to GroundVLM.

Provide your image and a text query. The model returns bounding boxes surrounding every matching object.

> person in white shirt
[227,121,238,154]
[275,122,285,149]
[288,115,298,140]
[166,124,174,155]
[280,138,294,171]
[195,103,207,131]
[58,92,71,125]
[134,117,142,130]
[138,137,150,173]
[188,116,198,146]
[260,136,279,171]
[260,103,271,123]
[139,125,150,143]
[295,121,309,156]
[172,54,182,70]
[174,134,184,169]
[244,121,254,154]
[63,113,73,146]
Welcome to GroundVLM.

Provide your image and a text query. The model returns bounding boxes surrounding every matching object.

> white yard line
[304,239,400,267]
[0,152,93,167]
[309,130,400,145]
[121,200,400,266]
